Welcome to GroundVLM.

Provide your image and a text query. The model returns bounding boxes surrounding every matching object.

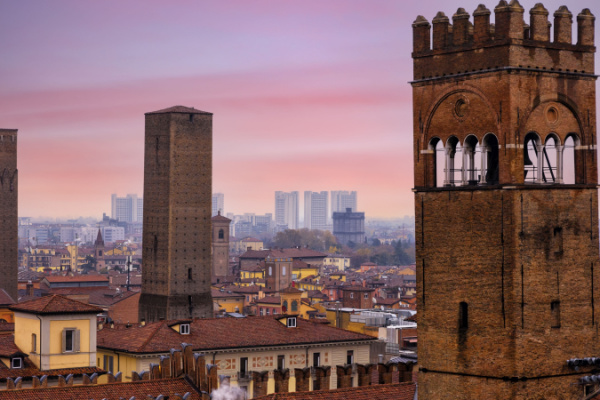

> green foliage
[81,255,97,274]
[271,229,338,252]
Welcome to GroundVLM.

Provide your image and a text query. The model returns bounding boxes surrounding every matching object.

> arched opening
[463,135,481,185]
[429,137,444,188]
[482,134,499,185]
[524,132,542,183]
[291,300,298,312]
[563,134,578,184]
[446,136,463,186]
[543,134,560,183]
[218,229,224,239]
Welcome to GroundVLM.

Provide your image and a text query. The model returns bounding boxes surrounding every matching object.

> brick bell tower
[412,2,599,398]
[139,106,214,322]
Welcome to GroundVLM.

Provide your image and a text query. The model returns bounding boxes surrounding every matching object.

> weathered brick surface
[0,129,17,302]
[139,108,213,322]
[412,3,599,399]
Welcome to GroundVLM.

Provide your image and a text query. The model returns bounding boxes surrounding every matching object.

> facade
[412,4,599,399]
[264,257,292,292]
[211,212,231,281]
[330,191,357,215]
[101,226,125,243]
[0,129,18,303]
[304,191,328,230]
[138,106,214,322]
[332,208,365,245]
[111,194,143,223]
[274,191,299,230]
[212,192,224,217]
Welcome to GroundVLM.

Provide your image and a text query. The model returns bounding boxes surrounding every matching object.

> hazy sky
[0,0,597,219]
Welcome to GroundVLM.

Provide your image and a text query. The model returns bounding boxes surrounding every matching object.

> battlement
[412,2,596,81]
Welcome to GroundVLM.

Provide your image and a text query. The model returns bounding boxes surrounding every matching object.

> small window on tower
[459,302,468,330]
[218,229,224,239]
[551,301,561,328]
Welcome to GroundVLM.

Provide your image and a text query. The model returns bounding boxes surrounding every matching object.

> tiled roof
[0,335,25,358]
[211,289,244,299]
[0,321,14,333]
[97,316,375,354]
[241,248,327,259]
[211,213,231,222]
[146,105,212,115]
[44,275,109,283]
[0,358,104,380]
[341,286,375,292]
[0,377,200,399]
[375,297,401,305]
[254,382,416,400]
[10,295,103,315]
[256,296,281,305]
[0,289,15,305]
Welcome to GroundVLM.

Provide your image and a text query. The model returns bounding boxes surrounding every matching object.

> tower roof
[95,229,104,245]
[211,211,231,222]
[145,106,212,115]
[10,294,103,315]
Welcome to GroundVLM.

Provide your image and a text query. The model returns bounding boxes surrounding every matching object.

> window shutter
[62,329,67,353]
[74,329,81,352]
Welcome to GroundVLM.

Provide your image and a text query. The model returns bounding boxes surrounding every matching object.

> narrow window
[31,333,37,353]
[104,355,114,373]
[364,293,368,299]
[346,350,354,365]
[313,352,321,367]
[482,134,499,185]
[188,268,192,280]
[282,266,286,276]
[551,301,561,328]
[277,355,285,370]
[240,357,248,377]
[282,300,288,312]
[218,229,224,239]
[459,302,468,330]
[180,323,190,334]
[563,135,577,184]
[524,132,541,183]
[291,300,298,312]
[350,293,354,299]
[65,329,74,352]
[287,317,296,327]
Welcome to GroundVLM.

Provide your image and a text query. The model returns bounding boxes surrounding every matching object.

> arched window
[283,300,288,312]
[291,300,298,312]
[268,266,272,276]
[282,266,286,276]
[446,136,463,186]
[482,134,499,185]
[218,229,224,239]
[563,134,579,184]
[463,135,481,185]
[543,134,560,183]
[430,137,444,188]
[524,132,542,183]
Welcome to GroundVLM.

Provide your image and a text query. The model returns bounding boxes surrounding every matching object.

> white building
[304,191,328,231]
[101,226,125,243]
[212,193,224,217]
[331,191,358,215]
[111,194,143,223]
[274,191,299,230]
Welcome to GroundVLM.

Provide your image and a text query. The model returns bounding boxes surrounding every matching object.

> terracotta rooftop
[211,212,231,222]
[0,377,200,399]
[254,382,416,400]
[255,296,281,305]
[241,248,327,259]
[44,275,109,283]
[10,295,103,315]
[0,289,15,306]
[97,316,375,354]
[0,335,25,358]
[146,105,212,115]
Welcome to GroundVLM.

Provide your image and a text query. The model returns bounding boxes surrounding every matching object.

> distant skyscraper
[304,191,328,230]
[111,194,143,223]
[212,193,224,216]
[275,191,299,230]
[333,208,365,245]
[331,191,357,214]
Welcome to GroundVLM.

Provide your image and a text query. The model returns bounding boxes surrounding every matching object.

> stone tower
[412,3,599,398]
[0,129,17,302]
[139,106,213,322]
[94,229,105,271]
[211,211,231,282]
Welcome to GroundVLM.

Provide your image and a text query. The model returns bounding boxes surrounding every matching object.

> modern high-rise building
[0,128,18,302]
[412,4,598,398]
[304,191,328,231]
[275,191,299,230]
[139,106,214,322]
[111,194,143,223]
[212,192,224,217]
[330,191,357,214]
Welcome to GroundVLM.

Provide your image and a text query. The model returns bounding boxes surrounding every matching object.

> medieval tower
[0,129,17,302]
[211,211,231,282]
[412,2,599,398]
[94,229,105,272]
[139,106,213,322]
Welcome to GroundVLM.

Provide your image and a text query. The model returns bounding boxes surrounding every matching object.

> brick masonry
[0,129,17,302]
[138,107,213,322]
[412,3,600,399]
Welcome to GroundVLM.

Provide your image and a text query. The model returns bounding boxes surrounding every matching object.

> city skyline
[1,0,597,220]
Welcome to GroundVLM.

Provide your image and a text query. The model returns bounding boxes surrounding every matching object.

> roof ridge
[138,320,169,352]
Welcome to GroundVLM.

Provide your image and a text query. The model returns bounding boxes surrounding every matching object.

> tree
[81,255,97,274]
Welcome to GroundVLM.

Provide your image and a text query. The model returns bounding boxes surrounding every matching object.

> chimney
[452,8,471,46]
[577,9,595,46]
[26,280,34,297]
[529,3,550,42]
[473,4,491,44]
[432,11,450,50]
[412,15,431,53]
[554,6,573,44]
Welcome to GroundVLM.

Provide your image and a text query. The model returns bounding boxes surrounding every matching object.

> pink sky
[0,0,597,219]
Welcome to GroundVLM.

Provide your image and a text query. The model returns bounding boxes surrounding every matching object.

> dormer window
[180,324,190,335]
[287,317,297,328]
[11,357,22,369]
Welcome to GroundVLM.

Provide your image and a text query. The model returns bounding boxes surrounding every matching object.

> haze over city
[0,0,597,220]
